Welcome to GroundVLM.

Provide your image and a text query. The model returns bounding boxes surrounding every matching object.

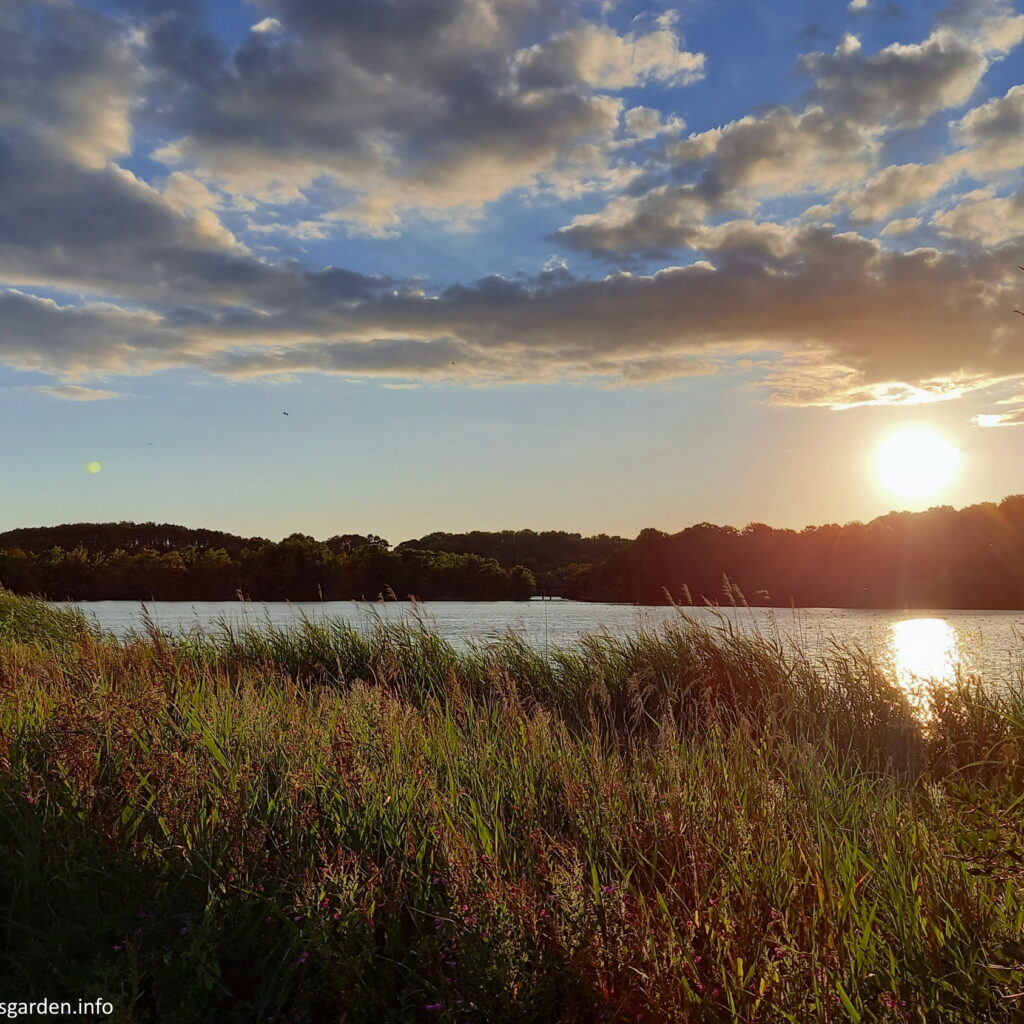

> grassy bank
[0,591,1022,1022]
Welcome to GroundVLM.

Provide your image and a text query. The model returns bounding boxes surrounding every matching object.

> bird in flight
[282,411,290,416]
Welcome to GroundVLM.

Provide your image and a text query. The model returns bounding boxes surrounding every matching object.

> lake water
[58,600,1024,687]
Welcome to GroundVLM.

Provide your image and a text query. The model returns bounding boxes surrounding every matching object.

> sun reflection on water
[889,617,959,711]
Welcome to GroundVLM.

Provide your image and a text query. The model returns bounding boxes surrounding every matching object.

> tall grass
[0,588,96,651]
[0,590,1022,1021]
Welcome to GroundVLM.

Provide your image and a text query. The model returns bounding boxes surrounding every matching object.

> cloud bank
[0,0,1023,419]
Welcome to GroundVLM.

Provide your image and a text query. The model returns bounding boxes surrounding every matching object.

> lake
[59,600,1024,688]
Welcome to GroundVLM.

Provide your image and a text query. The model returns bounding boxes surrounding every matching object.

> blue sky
[2,0,1023,542]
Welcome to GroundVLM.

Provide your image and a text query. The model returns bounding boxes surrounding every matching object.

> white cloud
[933,189,1024,244]
[30,384,122,401]
[144,0,704,233]
[837,33,861,55]
[560,107,875,253]
[520,23,705,90]
[0,4,142,169]
[7,221,1023,414]
[954,84,1024,173]
[557,3,1024,256]
[161,172,238,248]
[831,161,960,221]
[621,106,686,142]
[880,217,923,235]
[802,22,1009,129]
[4,0,1024,421]
[251,18,283,34]
[976,409,1024,427]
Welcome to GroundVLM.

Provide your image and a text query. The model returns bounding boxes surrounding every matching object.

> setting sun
[876,427,960,499]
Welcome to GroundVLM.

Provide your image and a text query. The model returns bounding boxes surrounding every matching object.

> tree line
[0,528,534,602]
[576,495,1024,608]
[3,497,1024,606]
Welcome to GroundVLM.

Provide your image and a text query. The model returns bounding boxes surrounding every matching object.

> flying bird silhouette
[282,411,290,416]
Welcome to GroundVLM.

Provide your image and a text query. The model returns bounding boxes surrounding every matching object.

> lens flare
[86,461,102,474]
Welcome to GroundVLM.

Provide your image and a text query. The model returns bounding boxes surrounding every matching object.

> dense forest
[396,530,628,592]
[3,496,1024,606]
[0,526,535,602]
[577,495,1024,608]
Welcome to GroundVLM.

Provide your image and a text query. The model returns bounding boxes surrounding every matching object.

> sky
[2,0,1023,543]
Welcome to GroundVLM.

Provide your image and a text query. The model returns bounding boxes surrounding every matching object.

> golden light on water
[890,617,959,711]
[86,461,102,474]
[876,427,960,498]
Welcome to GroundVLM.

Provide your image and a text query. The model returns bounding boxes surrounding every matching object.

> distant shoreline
[52,596,1024,612]
[6,496,1024,607]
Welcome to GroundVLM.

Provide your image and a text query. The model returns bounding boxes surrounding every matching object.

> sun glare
[889,617,959,714]
[875,427,960,499]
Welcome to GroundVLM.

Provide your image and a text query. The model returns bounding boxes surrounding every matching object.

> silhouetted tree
[5,502,1024,607]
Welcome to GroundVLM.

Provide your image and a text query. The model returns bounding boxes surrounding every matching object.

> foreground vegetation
[1,591,1023,1021]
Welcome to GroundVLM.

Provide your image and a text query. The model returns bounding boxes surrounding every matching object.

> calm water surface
[59,600,1024,687]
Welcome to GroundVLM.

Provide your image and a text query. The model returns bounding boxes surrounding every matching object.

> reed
[0,590,1021,1021]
